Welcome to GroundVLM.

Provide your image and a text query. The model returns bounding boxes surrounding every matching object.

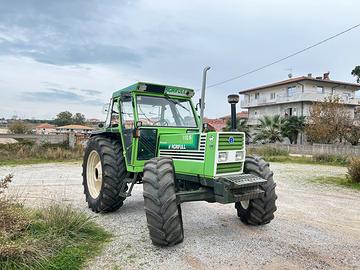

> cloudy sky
[0,0,359,120]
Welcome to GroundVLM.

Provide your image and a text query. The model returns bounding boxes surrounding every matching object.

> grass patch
[264,155,347,166]
[0,142,83,166]
[311,176,360,191]
[247,146,348,166]
[0,158,81,167]
[0,176,109,270]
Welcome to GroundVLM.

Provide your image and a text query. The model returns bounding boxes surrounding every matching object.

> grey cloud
[0,0,143,66]
[80,89,102,96]
[21,88,104,105]
[22,89,83,102]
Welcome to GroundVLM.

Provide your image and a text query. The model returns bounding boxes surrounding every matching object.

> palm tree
[281,116,306,144]
[253,115,283,143]
[223,118,251,141]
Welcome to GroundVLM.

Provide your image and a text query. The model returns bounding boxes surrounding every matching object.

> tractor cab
[102,82,200,172]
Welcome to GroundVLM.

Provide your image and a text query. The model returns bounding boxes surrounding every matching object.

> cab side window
[121,97,134,129]
[110,99,120,127]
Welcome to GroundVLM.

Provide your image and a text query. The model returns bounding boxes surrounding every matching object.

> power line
[206,23,360,89]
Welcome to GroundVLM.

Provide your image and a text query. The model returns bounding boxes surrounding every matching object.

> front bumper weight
[233,189,264,201]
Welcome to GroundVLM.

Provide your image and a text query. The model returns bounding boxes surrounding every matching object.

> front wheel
[82,136,127,213]
[142,157,184,246]
[235,156,277,225]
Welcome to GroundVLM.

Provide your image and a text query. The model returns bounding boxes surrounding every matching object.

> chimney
[323,72,330,80]
[307,73,312,78]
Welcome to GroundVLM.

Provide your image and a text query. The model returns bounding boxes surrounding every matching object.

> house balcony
[240,92,360,108]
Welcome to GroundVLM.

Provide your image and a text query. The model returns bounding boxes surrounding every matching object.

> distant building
[56,124,94,134]
[239,73,360,126]
[36,123,56,134]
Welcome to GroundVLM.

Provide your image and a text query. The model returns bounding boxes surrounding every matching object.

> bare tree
[305,96,352,144]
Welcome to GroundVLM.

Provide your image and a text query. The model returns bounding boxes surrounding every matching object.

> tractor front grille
[218,133,244,151]
[216,162,243,174]
[159,134,206,161]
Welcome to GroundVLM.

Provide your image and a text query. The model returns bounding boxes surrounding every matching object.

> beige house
[56,124,94,134]
[239,73,360,126]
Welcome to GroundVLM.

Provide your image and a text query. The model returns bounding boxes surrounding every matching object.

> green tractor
[82,73,277,246]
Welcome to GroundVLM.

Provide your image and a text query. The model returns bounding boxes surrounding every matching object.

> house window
[255,93,260,100]
[317,86,324,94]
[270,93,276,100]
[285,107,297,117]
[287,86,296,97]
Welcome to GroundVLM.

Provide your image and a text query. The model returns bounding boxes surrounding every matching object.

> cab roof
[112,82,195,98]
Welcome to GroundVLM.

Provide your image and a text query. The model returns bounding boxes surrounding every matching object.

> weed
[347,157,360,183]
[0,175,109,270]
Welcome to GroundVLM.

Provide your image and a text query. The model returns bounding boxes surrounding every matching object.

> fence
[0,133,88,148]
[248,143,360,157]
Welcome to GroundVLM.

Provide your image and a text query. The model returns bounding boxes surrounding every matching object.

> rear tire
[142,157,184,246]
[235,156,277,225]
[82,136,127,213]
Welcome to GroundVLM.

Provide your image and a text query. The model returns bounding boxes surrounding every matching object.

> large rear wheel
[142,157,184,246]
[82,136,127,213]
[235,156,277,225]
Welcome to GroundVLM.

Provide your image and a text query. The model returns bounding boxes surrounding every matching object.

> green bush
[312,154,348,166]
[347,157,360,183]
[249,145,289,157]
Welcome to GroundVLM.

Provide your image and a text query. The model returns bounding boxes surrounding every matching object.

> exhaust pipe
[199,66,211,133]
[227,94,239,131]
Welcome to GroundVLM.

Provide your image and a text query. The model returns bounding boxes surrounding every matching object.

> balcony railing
[241,92,360,108]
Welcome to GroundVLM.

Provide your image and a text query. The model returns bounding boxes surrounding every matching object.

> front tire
[142,157,184,246]
[82,136,127,213]
[235,156,277,225]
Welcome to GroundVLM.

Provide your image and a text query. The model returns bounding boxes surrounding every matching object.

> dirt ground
[1,162,359,270]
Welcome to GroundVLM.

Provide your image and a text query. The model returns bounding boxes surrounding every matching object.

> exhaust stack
[227,94,239,131]
[199,66,211,133]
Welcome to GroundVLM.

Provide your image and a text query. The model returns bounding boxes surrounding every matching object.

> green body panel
[158,131,245,178]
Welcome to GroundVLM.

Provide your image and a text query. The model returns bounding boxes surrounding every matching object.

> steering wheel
[153,119,169,126]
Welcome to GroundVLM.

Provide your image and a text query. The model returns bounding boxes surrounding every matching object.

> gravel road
[1,162,359,270]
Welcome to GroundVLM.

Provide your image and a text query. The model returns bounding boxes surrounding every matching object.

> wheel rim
[87,150,103,199]
[240,200,250,209]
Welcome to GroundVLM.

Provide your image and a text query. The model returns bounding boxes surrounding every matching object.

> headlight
[235,151,245,161]
[218,152,228,162]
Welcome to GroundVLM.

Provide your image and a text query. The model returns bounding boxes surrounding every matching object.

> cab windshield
[136,95,197,128]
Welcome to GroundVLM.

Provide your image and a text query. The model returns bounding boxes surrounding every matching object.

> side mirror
[98,123,104,128]
[136,121,143,128]
[102,103,110,114]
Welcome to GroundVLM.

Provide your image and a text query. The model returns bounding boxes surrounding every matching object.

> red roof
[36,123,55,129]
[204,118,226,131]
[239,76,360,93]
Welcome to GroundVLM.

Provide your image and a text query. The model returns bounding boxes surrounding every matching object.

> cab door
[119,94,135,165]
